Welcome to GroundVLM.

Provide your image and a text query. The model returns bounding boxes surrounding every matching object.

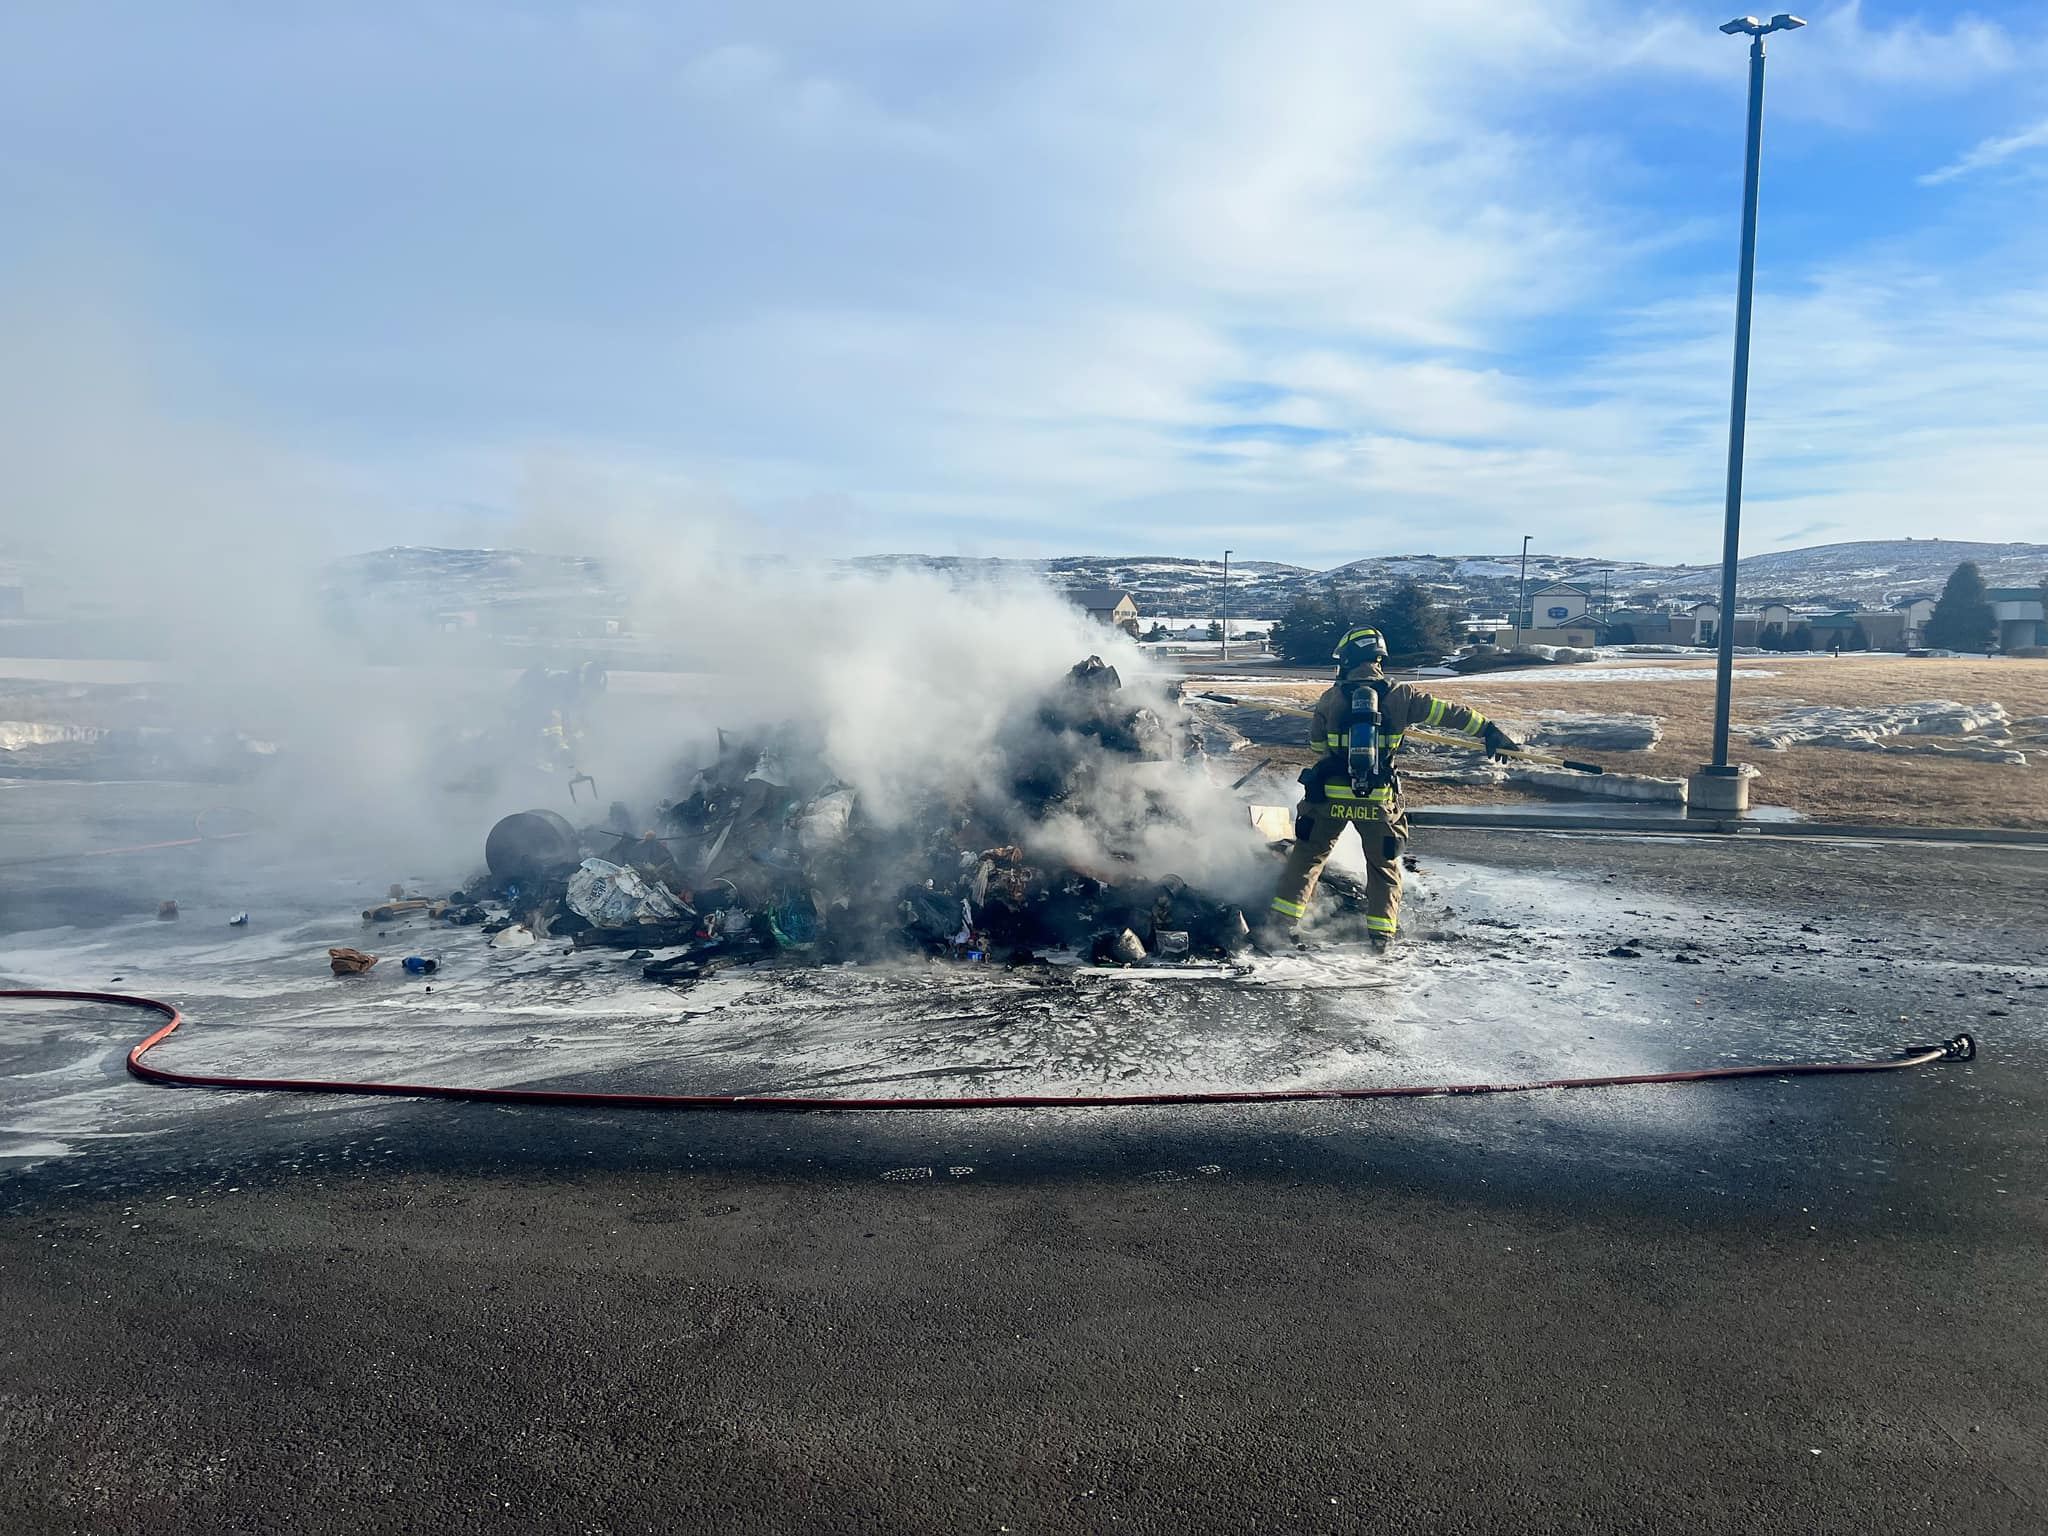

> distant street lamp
[1708,12,1804,776]
[1221,549,1232,662]
[1514,535,1532,648]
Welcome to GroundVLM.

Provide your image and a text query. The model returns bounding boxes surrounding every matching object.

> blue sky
[4,0,2046,567]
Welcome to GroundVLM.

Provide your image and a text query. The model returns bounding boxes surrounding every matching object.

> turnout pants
[1270,805,1404,938]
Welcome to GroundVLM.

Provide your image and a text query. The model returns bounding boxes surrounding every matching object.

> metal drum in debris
[484,809,581,881]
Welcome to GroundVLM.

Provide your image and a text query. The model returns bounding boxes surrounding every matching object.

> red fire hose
[1,989,1977,1114]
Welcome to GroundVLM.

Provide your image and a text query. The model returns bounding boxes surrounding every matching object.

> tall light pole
[1708,13,1804,774]
[1514,535,1532,649]
[1221,549,1232,661]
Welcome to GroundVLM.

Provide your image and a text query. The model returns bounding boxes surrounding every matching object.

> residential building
[1988,589,2048,651]
[1805,613,1861,648]
[1599,608,1700,645]
[1755,601,1794,636]
[1892,595,1936,648]
[1689,602,1769,646]
[1071,586,1141,634]
[1807,611,1906,650]
[1520,623,1600,647]
[1522,582,1590,628]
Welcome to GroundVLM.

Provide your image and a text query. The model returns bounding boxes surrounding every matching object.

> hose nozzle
[1905,1034,1976,1062]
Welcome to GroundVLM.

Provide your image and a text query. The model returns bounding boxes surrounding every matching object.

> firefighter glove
[1480,721,1522,759]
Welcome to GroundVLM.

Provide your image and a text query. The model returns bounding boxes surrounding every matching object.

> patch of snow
[1469,667,1781,684]
[1743,700,2013,753]
[0,721,106,751]
[1525,712,1662,752]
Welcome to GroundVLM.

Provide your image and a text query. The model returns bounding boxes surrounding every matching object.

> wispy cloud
[1920,117,2048,185]
[3,0,2048,564]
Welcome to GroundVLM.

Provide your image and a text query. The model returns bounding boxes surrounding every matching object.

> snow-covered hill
[1322,539,2047,609]
[315,538,2048,631]
[1629,539,2048,604]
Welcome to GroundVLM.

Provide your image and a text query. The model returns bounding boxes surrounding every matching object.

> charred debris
[429,658,1370,983]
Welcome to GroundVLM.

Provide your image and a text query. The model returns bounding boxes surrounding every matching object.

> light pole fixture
[1514,535,1532,649]
[1706,11,1803,786]
[1221,549,1232,661]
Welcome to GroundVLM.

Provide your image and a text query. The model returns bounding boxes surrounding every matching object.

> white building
[1892,595,1936,649]
[1525,583,1590,627]
[1989,588,2047,651]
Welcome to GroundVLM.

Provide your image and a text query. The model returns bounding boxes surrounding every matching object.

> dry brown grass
[1229,656,2048,829]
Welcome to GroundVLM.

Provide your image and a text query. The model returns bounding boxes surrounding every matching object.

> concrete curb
[1408,809,2048,848]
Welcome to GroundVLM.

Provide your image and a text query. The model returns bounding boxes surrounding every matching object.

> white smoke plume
[1,299,1273,923]
[513,466,1275,906]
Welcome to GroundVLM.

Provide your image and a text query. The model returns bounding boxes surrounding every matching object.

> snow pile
[0,721,106,751]
[1914,744,2032,764]
[1465,666,1780,685]
[1402,756,1510,786]
[1512,762,1688,803]
[1526,711,1663,752]
[1744,700,2024,763]
[1447,644,1598,675]
[1403,755,1686,803]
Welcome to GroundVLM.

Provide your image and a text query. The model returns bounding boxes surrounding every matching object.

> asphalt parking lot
[3,815,2045,1534]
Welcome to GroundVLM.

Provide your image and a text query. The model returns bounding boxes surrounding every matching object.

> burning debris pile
[435,658,1365,980]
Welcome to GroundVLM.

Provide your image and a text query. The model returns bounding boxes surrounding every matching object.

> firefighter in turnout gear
[1268,627,1521,950]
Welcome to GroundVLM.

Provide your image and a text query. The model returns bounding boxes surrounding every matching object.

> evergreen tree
[1926,561,1995,651]
[1368,580,1455,664]
[1268,594,1345,666]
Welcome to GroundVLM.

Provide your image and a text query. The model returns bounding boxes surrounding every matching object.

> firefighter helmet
[1332,627,1389,672]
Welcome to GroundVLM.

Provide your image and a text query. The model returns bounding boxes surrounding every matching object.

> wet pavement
[2,782,2046,1532]
[5,797,2035,1211]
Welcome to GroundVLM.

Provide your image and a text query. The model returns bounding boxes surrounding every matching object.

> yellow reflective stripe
[1324,734,1345,751]
[1424,698,1447,727]
[1365,915,1397,934]
[1463,712,1487,737]
[1366,786,1393,803]
[1325,784,1357,800]
[1377,732,1402,748]
[1270,897,1305,919]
